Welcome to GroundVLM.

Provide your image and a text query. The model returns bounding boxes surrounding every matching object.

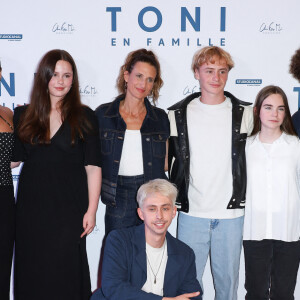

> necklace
[146,241,166,284]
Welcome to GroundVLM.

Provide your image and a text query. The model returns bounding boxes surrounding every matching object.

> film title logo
[107,6,227,47]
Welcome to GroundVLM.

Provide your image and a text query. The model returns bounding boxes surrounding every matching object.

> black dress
[13,106,101,300]
[0,116,15,300]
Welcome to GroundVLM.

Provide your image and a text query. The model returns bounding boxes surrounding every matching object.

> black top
[0,114,14,186]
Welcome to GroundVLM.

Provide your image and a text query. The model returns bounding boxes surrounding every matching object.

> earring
[124,81,127,91]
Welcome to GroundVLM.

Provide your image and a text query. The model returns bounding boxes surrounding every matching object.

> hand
[163,291,200,300]
[81,210,96,238]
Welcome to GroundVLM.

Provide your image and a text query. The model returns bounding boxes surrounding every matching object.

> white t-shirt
[118,130,144,176]
[243,132,300,242]
[185,97,244,219]
[142,239,168,296]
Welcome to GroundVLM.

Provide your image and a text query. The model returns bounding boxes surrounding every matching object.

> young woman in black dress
[12,50,101,300]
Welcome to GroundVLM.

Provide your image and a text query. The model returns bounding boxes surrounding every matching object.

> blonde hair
[191,46,234,72]
[137,179,178,209]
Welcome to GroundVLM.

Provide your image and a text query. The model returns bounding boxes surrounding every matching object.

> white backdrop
[1,0,300,298]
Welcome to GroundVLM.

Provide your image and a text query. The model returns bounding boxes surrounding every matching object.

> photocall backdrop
[1,0,300,298]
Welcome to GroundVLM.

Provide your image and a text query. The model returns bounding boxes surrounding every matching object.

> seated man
[91,179,202,300]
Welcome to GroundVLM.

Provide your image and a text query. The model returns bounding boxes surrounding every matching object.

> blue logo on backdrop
[106,6,226,47]
[0,74,15,96]
[236,79,262,86]
[52,22,75,34]
[0,34,23,41]
[294,87,300,109]
[259,22,283,34]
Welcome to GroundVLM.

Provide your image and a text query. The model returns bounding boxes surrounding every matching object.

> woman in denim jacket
[95,49,169,234]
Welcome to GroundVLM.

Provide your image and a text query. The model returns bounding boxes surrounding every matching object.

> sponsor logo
[183,85,200,96]
[79,85,98,97]
[236,79,262,86]
[259,22,283,34]
[0,34,23,41]
[52,22,75,34]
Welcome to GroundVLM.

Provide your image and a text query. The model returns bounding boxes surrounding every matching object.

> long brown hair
[116,48,163,105]
[18,49,90,144]
[251,85,297,137]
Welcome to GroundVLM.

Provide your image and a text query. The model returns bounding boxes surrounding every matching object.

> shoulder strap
[0,114,13,130]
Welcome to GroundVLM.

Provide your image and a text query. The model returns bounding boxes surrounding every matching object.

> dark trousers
[243,239,300,300]
[104,175,144,235]
[0,186,15,300]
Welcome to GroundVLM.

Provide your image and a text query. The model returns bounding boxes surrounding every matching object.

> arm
[101,232,162,300]
[81,165,101,237]
[164,140,169,172]
[162,292,201,300]
[81,107,102,237]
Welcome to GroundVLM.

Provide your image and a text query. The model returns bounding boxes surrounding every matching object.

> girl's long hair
[251,85,297,137]
[18,49,91,144]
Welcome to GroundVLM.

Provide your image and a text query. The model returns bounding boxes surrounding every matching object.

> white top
[185,97,244,219]
[142,239,168,296]
[118,130,144,176]
[243,132,300,242]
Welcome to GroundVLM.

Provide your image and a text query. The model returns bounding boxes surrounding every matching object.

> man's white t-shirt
[186,97,244,219]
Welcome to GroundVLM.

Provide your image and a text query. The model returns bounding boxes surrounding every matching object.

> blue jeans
[104,175,144,235]
[177,212,244,300]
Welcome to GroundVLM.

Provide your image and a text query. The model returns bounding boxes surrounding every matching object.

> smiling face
[124,61,157,101]
[194,55,229,100]
[48,60,73,104]
[137,193,177,245]
[259,93,285,133]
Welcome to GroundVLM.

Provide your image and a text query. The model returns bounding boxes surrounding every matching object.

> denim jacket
[95,95,170,206]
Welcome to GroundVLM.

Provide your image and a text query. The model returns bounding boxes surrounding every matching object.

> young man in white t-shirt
[91,179,202,300]
[168,46,253,300]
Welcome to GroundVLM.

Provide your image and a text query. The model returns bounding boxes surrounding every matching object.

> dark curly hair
[290,48,300,82]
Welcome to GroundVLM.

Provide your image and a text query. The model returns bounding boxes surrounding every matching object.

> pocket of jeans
[152,133,167,158]
[105,188,128,218]
[100,130,114,155]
